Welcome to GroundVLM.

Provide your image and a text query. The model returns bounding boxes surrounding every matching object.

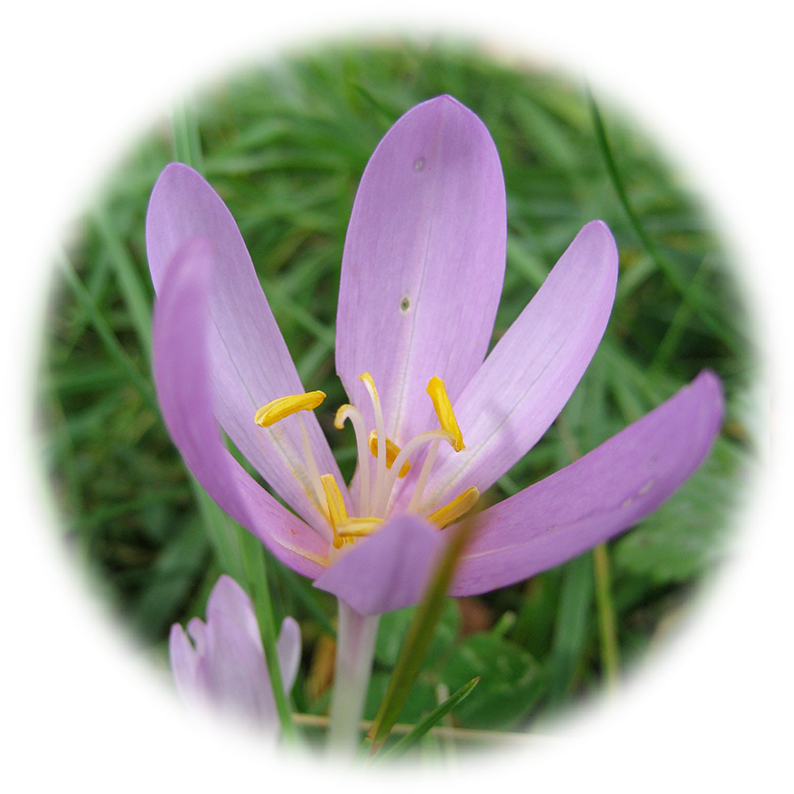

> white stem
[407,437,441,513]
[327,600,380,756]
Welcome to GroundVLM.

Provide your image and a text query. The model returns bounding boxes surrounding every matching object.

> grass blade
[379,677,480,761]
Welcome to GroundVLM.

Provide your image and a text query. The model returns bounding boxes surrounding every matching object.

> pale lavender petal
[262,617,301,764]
[152,236,329,578]
[205,574,262,649]
[449,371,724,596]
[336,96,506,447]
[418,221,618,510]
[277,617,302,694]
[147,163,344,529]
[169,622,205,704]
[203,576,275,726]
[314,516,445,616]
[170,576,300,764]
[186,617,207,655]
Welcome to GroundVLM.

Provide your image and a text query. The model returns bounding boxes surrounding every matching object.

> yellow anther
[426,486,479,529]
[334,404,352,430]
[336,516,385,538]
[426,376,464,451]
[254,391,326,427]
[368,431,411,478]
[320,474,349,548]
[359,372,380,404]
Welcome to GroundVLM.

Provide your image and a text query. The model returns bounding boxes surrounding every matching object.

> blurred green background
[39,42,754,745]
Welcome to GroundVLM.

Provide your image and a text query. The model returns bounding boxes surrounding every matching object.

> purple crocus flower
[169,575,301,729]
[147,95,723,621]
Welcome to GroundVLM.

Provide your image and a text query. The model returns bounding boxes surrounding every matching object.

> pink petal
[450,371,724,595]
[314,515,445,616]
[152,236,329,578]
[336,96,506,447]
[147,163,344,530]
[420,221,618,509]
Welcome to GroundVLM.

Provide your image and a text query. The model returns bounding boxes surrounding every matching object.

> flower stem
[328,600,380,755]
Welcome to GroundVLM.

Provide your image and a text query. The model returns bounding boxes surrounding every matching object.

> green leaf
[613,437,746,583]
[438,634,543,729]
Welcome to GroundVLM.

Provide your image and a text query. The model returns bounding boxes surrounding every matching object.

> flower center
[254,373,478,551]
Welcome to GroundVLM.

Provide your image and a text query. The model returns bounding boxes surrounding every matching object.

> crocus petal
[168,621,209,735]
[203,576,273,724]
[147,163,343,530]
[418,221,618,509]
[336,96,506,446]
[170,576,300,764]
[449,370,724,596]
[152,236,328,578]
[277,617,302,693]
[314,516,446,616]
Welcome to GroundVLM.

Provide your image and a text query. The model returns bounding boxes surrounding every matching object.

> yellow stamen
[336,516,385,538]
[368,431,411,478]
[255,391,326,427]
[359,372,388,512]
[334,404,371,516]
[358,372,380,405]
[320,473,349,548]
[333,405,352,430]
[426,376,464,452]
[427,486,479,529]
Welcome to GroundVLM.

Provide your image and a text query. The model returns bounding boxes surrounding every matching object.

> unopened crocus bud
[169,576,301,766]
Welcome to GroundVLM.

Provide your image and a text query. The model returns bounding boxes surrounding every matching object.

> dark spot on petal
[413,158,425,172]
[400,296,411,313]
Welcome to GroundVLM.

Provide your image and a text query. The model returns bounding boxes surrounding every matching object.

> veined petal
[147,163,344,529]
[336,96,506,447]
[421,221,618,507]
[449,371,724,596]
[314,515,445,616]
[152,237,329,578]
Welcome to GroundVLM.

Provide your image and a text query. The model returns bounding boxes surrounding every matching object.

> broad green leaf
[438,634,543,729]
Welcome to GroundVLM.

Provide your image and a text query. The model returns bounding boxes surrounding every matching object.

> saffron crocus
[147,95,723,618]
[169,575,301,730]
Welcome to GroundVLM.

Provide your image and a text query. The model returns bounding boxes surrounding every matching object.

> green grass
[37,41,755,748]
